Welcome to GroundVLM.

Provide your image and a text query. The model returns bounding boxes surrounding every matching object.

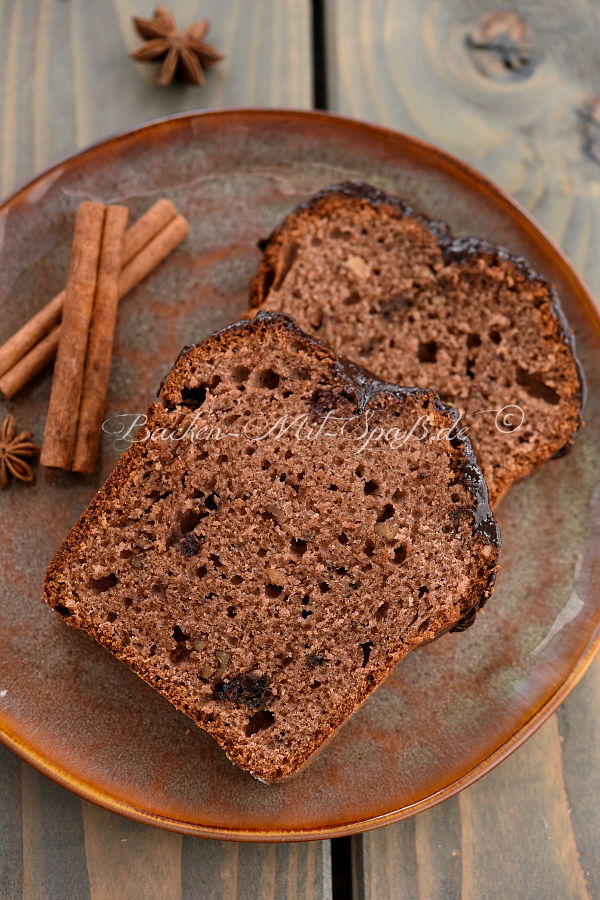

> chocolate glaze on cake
[249,183,584,503]
[43,312,499,782]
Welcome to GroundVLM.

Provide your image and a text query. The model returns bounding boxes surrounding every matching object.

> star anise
[0,414,41,489]
[131,5,223,86]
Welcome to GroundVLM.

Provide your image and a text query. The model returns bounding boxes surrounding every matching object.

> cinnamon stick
[72,205,129,473]
[0,326,61,399]
[0,198,177,379]
[118,214,190,296]
[41,202,106,469]
[0,293,63,378]
[0,210,189,399]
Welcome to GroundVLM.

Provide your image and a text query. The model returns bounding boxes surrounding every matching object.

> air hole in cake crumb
[171,625,190,663]
[257,548,267,558]
[217,454,228,464]
[106,611,118,623]
[516,367,560,405]
[231,574,243,585]
[257,368,280,390]
[291,538,307,556]
[180,385,207,409]
[361,641,374,667]
[266,584,284,598]
[393,546,407,565]
[245,710,275,736]
[54,604,72,617]
[338,533,349,545]
[245,446,256,456]
[336,567,348,576]
[418,618,431,633]
[311,680,322,689]
[392,489,404,503]
[261,459,271,470]
[490,330,502,344]
[377,504,394,522]
[467,333,482,348]
[210,554,222,568]
[179,509,206,535]
[364,480,378,495]
[124,598,133,608]
[204,493,219,511]
[231,365,250,383]
[418,586,429,599]
[376,602,389,620]
[227,606,237,618]
[319,581,330,593]
[418,341,438,363]
[364,541,375,558]
[90,573,118,593]
[173,625,189,643]
[344,291,361,307]
[301,595,311,606]
[197,565,208,579]
[466,358,476,379]
[301,609,313,619]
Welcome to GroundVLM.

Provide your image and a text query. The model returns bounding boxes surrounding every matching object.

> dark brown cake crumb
[42,312,499,782]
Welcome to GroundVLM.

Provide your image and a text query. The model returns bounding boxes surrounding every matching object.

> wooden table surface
[1,1,599,898]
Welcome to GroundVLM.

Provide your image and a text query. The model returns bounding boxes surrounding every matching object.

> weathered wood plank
[0,0,313,197]
[21,763,90,900]
[328,1,600,897]
[556,661,600,898]
[0,743,23,900]
[82,801,182,900]
[182,838,332,900]
[326,0,600,294]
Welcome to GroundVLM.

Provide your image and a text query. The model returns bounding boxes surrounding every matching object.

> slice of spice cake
[249,183,583,503]
[43,312,499,782]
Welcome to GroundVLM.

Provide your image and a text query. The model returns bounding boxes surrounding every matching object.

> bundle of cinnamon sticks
[0,197,189,473]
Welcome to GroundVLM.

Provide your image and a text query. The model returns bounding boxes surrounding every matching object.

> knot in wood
[466,11,537,81]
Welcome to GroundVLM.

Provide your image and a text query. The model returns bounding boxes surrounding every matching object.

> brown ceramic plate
[1,109,599,841]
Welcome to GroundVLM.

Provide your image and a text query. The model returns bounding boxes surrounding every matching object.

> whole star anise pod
[131,5,223,86]
[0,414,41,489]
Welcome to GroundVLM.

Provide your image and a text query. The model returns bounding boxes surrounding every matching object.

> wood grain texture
[328,1,600,897]
[181,837,332,900]
[0,3,334,899]
[0,0,312,198]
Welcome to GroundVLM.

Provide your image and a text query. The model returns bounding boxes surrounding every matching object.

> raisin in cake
[43,312,499,782]
[249,183,583,503]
